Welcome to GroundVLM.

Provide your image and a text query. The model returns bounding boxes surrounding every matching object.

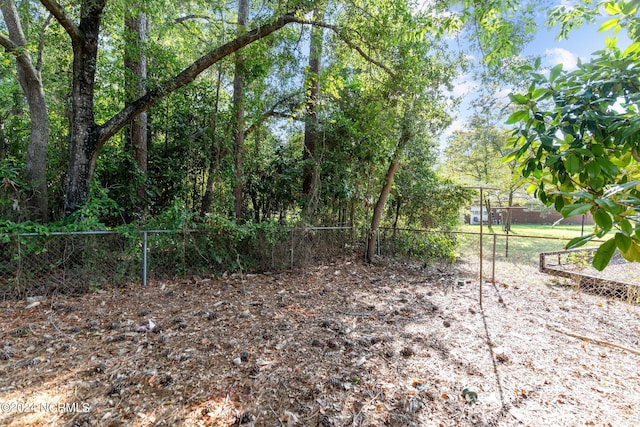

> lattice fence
[540,247,640,303]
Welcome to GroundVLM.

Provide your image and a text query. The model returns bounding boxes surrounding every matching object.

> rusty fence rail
[540,247,640,302]
[379,227,638,303]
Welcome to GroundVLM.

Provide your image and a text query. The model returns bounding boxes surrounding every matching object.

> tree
[0,0,50,221]
[360,31,456,261]
[301,2,326,219]
[393,142,471,231]
[38,0,303,215]
[232,0,249,222]
[508,0,640,270]
[0,0,544,226]
[442,114,524,214]
[123,3,148,207]
[443,116,509,186]
[200,66,226,217]
[366,109,414,261]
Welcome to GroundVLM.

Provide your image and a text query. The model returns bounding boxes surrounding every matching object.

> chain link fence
[378,226,640,303]
[377,227,458,263]
[2,225,638,301]
[0,227,362,298]
[0,231,139,298]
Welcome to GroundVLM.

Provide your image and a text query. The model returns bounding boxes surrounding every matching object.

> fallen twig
[546,324,640,356]
[351,391,382,426]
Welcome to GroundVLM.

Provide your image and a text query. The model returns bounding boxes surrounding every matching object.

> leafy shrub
[382,229,458,263]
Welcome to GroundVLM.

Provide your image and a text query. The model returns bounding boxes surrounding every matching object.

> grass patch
[455,224,595,265]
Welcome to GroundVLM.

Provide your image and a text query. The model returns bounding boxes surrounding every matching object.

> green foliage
[144,212,289,277]
[458,0,539,67]
[394,139,474,230]
[509,0,640,269]
[384,230,458,264]
[146,198,197,230]
[443,115,514,188]
[0,158,24,215]
[1,0,544,268]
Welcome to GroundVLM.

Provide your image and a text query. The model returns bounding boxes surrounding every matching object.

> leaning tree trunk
[366,114,413,263]
[0,0,49,221]
[124,9,148,204]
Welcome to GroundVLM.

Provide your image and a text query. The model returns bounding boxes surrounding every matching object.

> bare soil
[1,255,639,426]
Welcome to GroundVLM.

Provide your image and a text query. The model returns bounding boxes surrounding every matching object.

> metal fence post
[492,233,497,285]
[290,228,294,270]
[142,231,148,287]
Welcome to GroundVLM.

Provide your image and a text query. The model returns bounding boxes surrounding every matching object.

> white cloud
[558,0,579,8]
[493,88,512,106]
[450,74,478,98]
[441,118,465,140]
[544,47,579,71]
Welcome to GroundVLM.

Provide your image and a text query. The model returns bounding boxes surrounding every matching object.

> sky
[441,1,633,145]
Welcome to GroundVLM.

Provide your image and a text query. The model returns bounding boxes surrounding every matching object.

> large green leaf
[560,203,592,218]
[565,154,581,174]
[592,238,617,271]
[619,241,640,262]
[593,208,612,230]
[619,219,634,236]
[506,110,530,124]
[566,233,594,250]
[614,232,631,253]
[509,93,529,104]
[603,179,640,196]
[549,64,563,84]
[595,157,619,177]
[595,197,621,213]
[598,18,620,32]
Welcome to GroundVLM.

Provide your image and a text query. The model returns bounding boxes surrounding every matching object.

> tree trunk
[505,187,514,232]
[40,0,298,215]
[302,5,325,219]
[61,0,106,216]
[0,119,8,159]
[232,0,249,222]
[200,68,224,217]
[392,197,402,238]
[124,9,148,203]
[1,0,49,221]
[484,197,492,227]
[366,114,413,263]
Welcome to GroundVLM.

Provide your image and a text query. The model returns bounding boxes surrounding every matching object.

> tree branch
[175,14,213,24]
[0,7,40,86]
[245,111,296,138]
[291,17,394,76]
[39,0,82,43]
[245,92,302,137]
[96,13,394,150]
[36,14,54,73]
[98,13,300,146]
[0,33,19,53]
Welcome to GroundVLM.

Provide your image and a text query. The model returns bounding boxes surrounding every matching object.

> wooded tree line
[12,0,636,267]
[7,0,536,240]
[1,0,487,227]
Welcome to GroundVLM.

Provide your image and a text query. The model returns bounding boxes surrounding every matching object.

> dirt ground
[1,254,639,427]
